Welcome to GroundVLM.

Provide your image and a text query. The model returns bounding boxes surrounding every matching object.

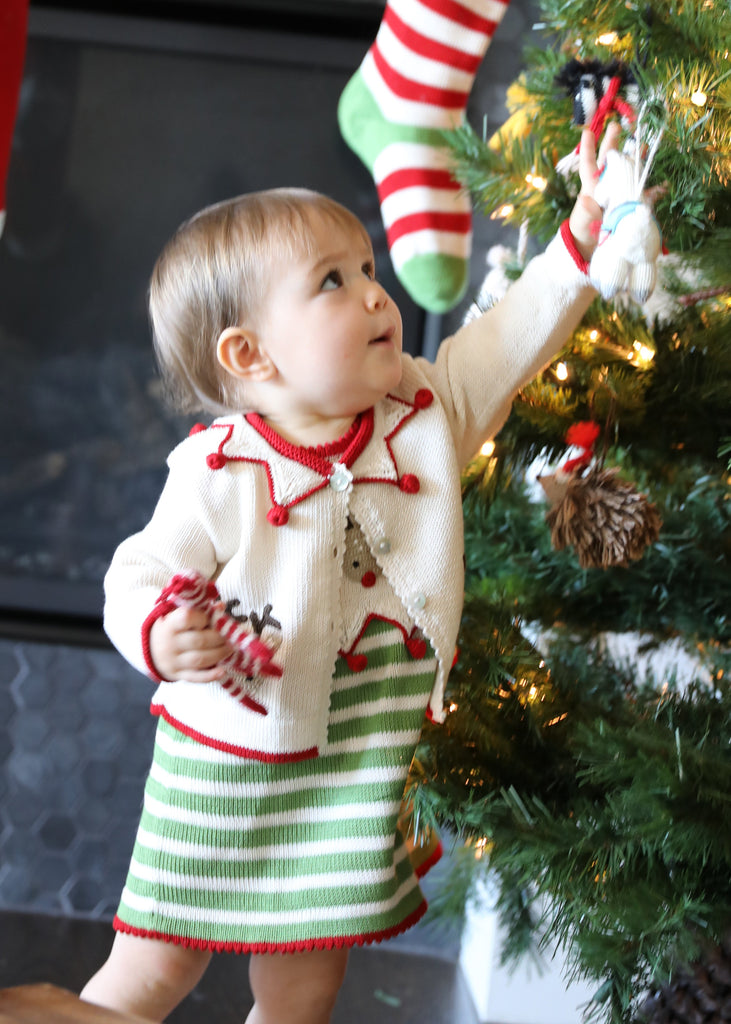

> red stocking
[0,0,29,237]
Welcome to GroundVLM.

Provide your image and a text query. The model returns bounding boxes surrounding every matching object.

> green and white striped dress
[114,602,440,952]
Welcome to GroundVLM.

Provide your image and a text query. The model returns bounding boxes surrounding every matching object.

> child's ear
[216,327,275,383]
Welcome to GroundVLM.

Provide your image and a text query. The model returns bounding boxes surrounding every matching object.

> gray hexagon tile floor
[0,636,475,1022]
[0,638,157,918]
[0,636,462,944]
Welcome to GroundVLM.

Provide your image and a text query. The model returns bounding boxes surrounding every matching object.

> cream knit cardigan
[103,228,595,762]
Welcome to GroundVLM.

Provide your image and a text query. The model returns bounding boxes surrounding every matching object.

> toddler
[81,127,615,1024]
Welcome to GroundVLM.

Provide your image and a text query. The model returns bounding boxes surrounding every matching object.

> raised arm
[415,126,619,467]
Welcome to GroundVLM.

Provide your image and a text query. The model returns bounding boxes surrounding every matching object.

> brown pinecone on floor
[638,935,731,1022]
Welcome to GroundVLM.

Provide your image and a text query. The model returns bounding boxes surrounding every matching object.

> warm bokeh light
[525,172,547,191]
[490,203,515,219]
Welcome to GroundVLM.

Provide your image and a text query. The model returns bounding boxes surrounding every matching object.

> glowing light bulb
[555,362,569,381]
[597,31,619,45]
[632,340,655,363]
[589,329,600,341]
[473,838,490,860]
[526,172,548,191]
[480,440,496,457]
[490,203,515,220]
[691,89,708,106]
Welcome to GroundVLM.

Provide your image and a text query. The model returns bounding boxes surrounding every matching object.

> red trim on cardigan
[339,614,428,671]
[149,704,318,763]
[560,219,591,276]
[245,409,374,477]
[204,420,331,525]
[113,900,428,955]
[141,599,177,683]
[377,390,432,490]
[199,392,432,524]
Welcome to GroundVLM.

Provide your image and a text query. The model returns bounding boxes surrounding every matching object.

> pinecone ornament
[541,464,662,569]
[539,422,661,569]
[638,934,731,1023]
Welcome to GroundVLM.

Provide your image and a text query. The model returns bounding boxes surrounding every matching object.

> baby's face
[255,212,404,424]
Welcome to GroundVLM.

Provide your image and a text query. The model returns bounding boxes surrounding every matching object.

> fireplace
[0,1,428,637]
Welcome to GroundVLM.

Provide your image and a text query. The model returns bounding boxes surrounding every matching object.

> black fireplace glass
[0,6,425,625]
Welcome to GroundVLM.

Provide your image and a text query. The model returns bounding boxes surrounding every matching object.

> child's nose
[364,280,387,310]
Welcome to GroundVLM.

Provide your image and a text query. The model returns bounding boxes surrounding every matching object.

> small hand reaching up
[568,121,622,261]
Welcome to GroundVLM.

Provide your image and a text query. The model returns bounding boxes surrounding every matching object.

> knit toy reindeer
[158,572,282,715]
[589,122,664,305]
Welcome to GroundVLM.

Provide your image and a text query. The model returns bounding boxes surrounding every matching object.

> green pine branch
[418,3,731,1020]
[410,596,731,1022]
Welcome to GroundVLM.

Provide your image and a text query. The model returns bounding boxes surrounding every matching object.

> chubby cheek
[385,354,404,390]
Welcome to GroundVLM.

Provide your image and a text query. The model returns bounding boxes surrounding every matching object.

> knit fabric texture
[103,229,595,761]
[114,621,438,952]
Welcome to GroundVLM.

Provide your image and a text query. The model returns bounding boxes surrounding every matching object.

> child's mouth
[370,326,395,345]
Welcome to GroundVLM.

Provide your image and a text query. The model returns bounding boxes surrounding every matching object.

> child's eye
[362,262,376,280]
[321,269,343,290]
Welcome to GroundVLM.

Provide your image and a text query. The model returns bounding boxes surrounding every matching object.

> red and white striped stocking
[338,0,511,313]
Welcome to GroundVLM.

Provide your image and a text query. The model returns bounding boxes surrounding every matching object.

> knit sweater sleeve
[102,436,222,680]
[412,226,596,469]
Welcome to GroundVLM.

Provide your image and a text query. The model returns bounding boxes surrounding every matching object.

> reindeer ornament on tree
[589,125,665,304]
[554,60,665,305]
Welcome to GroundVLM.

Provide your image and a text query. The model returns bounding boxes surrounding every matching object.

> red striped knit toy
[158,572,282,716]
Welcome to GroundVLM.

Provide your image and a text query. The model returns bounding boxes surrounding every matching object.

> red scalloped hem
[112,901,428,955]
[415,840,443,879]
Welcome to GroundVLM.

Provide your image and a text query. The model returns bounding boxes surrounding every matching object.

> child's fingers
[165,637,231,681]
[578,129,599,196]
[596,120,621,171]
[578,122,621,198]
[568,193,603,261]
[170,659,228,684]
[165,605,212,633]
[174,624,231,663]
[151,606,231,682]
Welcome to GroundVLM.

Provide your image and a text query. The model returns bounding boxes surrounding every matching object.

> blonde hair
[149,188,370,415]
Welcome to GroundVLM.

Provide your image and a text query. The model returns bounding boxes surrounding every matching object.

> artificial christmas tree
[402,2,731,1022]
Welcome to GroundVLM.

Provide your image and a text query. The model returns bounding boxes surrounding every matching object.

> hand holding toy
[158,572,282,715]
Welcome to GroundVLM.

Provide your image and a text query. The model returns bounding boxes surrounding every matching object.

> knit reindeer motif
[338,518,428,672]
